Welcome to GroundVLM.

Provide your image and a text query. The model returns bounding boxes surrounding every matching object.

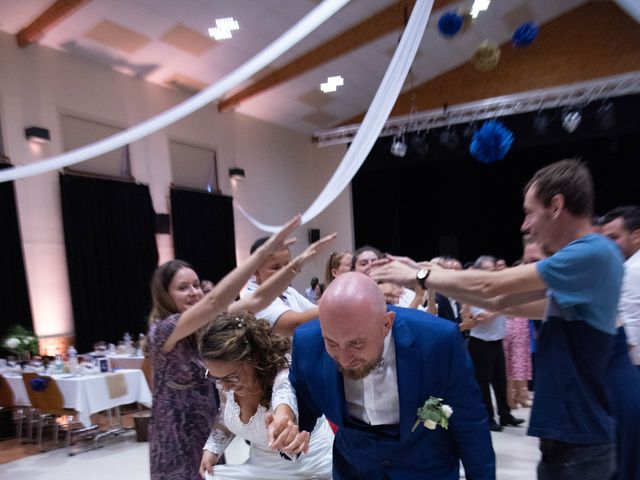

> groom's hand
[266,405,298,451]
[282,430,310,455]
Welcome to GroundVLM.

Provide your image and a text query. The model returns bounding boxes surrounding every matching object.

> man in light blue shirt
[372,160,624,480]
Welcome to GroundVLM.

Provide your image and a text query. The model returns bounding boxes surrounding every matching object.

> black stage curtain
[170,188,236,284]
[353,94,640,264]
[60,174,158,352]
[0,164,33,341]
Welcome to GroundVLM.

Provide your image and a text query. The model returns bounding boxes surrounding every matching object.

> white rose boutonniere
[412,396,453,432]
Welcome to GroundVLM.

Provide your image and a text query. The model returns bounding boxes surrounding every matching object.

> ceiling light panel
[208,17,239,40]
[320,75,344,93]
[470,0,491,18]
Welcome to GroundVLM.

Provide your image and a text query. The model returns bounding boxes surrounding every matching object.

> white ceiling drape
[0,0,350,183]
[237,0,435,232]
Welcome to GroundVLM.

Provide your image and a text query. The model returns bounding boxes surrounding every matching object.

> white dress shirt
[344,332,400,425]
[397,288,426,311]
[469,306,507,341]
[620,250,640,365]
[242,279,316,327]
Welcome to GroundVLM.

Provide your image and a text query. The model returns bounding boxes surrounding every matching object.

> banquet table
[107,354,144,370]
[2,368,152,427]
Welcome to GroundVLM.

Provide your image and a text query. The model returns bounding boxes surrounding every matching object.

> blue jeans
[537,440,615,480]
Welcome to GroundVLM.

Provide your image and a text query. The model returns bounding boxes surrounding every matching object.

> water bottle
[124,332,133,354]
[136,333,145,356]
[54,350,65,374]
[68,345,78,375]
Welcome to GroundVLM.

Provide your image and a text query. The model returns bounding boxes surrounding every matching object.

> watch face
[416,268,429,289]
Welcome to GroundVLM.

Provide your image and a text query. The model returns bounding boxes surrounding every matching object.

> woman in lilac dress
[147,216,335,479]
[503,316,532,408]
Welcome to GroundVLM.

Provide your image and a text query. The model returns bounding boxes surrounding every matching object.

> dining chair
[0,373,33,442]
[22,372,98,454]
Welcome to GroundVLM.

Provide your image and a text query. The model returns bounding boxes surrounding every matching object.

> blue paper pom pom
[469,120,514,164]
[438,12,463,38]
[29,377,50,392]
[512,22,538,48]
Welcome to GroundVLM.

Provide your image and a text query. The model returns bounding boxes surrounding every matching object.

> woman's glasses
[204,365,243,387]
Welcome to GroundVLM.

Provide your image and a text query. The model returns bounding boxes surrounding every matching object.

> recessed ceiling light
[470,0,490,18]
[320,75,344,93]
[208,17,239,40]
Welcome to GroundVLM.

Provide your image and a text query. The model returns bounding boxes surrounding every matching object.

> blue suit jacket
[290,306,495,480]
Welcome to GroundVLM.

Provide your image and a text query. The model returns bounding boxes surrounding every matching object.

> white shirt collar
[626,249,640,266]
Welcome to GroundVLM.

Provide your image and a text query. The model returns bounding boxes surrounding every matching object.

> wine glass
[30,355,44,373]
[6,356,17,371]
[93,341,107,355]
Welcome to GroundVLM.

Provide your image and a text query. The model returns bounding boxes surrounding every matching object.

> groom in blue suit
[289,272,495,479]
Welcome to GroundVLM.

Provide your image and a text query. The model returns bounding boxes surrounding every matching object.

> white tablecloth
[2,369,152,427]
[108,354,144,370]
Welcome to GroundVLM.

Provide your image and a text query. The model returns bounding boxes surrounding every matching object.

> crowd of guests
[143,159,640,480]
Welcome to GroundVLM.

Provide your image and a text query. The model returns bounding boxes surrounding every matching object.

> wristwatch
[416,268,431,289]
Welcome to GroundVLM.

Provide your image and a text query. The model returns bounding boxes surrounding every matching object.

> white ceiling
[0,0,587,134]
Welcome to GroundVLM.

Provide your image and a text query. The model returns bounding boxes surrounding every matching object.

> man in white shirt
[468,256,524,432]
[603,205,640,368]
[242,237,318,336]
[304,277,320,304]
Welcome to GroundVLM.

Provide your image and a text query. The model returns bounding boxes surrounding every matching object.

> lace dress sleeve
[271,369,298,422]
[203,386,236,455]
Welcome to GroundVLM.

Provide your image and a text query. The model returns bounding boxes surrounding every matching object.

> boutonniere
[412,396,453,432]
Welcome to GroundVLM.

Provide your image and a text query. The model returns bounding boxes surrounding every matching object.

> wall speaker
[308,228,320,244]
[156,213,171,234]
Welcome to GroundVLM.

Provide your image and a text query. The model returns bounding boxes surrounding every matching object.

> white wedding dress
[204,370,333,480]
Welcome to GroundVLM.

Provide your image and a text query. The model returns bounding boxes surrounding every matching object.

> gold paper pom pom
[471,40,500,72]
[458,8,474,32]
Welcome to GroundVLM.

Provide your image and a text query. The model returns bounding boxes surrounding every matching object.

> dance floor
[0,406,538,479]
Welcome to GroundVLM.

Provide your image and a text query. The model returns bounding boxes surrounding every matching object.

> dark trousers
[468,336,510,420]
[538,440,615,480]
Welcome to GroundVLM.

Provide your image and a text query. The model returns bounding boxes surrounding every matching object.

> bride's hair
[198,312,291,407]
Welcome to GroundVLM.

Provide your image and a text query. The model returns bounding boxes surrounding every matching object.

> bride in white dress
[198,312,333,480]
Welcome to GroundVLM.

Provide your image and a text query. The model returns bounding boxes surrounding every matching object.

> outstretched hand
[261,214,302,254]
[369,260,417,287]
[385,254,419,269]
[290,232,338,270]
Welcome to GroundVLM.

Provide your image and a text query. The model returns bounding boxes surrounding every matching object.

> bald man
[289,272,495,480]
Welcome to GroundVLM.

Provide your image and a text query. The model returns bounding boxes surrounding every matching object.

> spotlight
[410,132,429,158]
[463,123,478,139]
[532,111,550,136]
[390,134,407,157]
[439,127,459,150]
[561,109,581,133]
[228,167,245,180]
[597,101,616,130]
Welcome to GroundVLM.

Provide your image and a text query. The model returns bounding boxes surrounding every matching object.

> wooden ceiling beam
[16,0,90,48]
[218,0,458,112]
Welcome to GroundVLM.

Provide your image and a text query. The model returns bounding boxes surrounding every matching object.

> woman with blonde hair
[199,312,333,479]
[324,251,352,286]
